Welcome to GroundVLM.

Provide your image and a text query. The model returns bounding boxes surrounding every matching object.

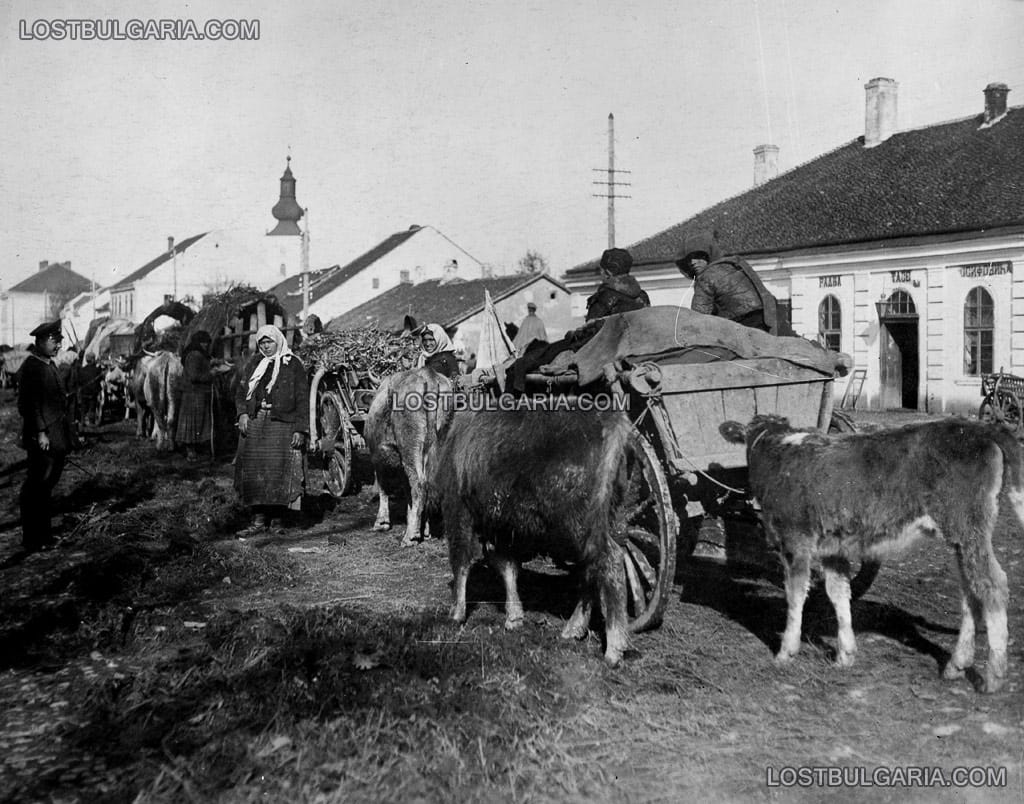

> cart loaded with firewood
[295,329,418,497]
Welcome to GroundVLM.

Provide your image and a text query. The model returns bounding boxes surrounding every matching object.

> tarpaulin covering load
[571,306,848,386]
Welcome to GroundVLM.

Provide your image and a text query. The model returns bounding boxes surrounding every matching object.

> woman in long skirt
[177,331,214,461]
[234,325,309,535]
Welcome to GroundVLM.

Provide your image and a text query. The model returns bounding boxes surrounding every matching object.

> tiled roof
[566,105,1024,277]
[9,263,92,295]
[109,232,208,290]
[328,274,556,333]
[271,226,423,316]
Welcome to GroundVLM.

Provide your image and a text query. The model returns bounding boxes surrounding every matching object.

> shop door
[879,324,903,409]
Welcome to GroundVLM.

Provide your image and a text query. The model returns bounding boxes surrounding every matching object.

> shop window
[964,287,994,376]
[817,295,841,351]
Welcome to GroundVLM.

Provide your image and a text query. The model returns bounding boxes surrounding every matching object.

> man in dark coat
[675,231,780,333]
[18,321,73,551]
[585,248,651,321]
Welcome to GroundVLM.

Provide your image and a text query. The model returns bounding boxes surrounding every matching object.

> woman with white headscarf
[416,323,459,380]
[233,324,309,535]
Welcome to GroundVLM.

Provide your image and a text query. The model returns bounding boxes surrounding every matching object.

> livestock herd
[367,368,1023,694]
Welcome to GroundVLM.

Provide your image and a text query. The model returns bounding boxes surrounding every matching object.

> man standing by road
[18,321,73,551]
[513,302,548,353]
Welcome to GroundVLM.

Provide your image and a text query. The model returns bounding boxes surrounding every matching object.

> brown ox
[364,367,454,546]
[428,407,634,666]
[721,414,1024,693]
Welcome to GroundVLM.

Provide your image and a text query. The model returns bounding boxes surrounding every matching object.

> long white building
[564,79,1023,415]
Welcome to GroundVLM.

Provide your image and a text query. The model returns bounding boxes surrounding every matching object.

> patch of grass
[23,607,612,803]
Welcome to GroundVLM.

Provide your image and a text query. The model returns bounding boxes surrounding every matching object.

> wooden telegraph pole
[592,113,631,248]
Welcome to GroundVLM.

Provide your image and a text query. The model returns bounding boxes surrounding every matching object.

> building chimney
[864,77,898,147]
[39,260,49,272]
[982,82,1010,126]
[753,144,779,186]
[440,259,459,285]
[167,236,175,253]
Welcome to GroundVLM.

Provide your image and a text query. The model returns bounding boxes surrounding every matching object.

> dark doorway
[877,291,920,410]
[880,322,919,409]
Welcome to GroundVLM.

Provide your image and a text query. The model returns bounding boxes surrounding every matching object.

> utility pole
[591,113,631,248]
[301,208,311,320]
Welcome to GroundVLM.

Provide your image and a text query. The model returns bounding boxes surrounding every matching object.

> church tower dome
[269,156,304,236]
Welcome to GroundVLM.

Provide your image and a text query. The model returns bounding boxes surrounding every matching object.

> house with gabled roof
[327,272,573,361]
[269,224,486,323]
[564,79,1024,415]
[1,260,91,344]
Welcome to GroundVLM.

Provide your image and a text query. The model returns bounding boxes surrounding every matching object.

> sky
[2,0,1023,291]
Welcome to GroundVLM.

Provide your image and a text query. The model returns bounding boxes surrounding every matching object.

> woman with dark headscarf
[416,323,460,380]
[585,248,651,321]
[177,331,214,462]
[234,325,309,535]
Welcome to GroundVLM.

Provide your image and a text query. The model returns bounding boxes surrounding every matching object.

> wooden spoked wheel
[319,390,354,498]
[978,392,1022,433]
[619,432,678,633]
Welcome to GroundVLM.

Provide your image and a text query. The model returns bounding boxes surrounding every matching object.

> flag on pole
[474,290,516,388]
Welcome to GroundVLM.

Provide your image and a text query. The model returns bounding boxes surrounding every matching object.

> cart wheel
[978,393,1022,432]
[850,558,881,600]
[1000,392,1022,433]
[319,390,354,497]
[619,432,678,633]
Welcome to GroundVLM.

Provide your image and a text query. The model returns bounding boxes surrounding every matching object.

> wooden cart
[520,347,858,635]
[979,369,1023,433]
[307,363,379,497]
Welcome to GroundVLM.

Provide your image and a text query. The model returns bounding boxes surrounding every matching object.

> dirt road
[1,404,1022,802]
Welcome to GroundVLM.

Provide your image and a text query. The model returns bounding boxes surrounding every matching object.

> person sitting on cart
[674,230,783,334]
[415,323,460,380]
[585,248,651,322]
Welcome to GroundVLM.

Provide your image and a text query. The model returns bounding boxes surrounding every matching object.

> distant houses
[1,261,91,344]
[328,272,573,361]
[269,225,487,324]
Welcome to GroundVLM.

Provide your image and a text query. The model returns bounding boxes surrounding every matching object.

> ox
[720,414,1024,693]
[429,407,634,666]
[365,367,454,546]
[129,351,182,451]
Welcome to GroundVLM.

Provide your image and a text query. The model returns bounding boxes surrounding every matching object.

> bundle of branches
[182,285,284,354]
[294,326,419,376]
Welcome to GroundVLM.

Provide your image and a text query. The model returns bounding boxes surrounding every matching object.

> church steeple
[269,156,304,236]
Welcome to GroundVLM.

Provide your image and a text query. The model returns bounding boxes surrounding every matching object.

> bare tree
[517,250,550,275]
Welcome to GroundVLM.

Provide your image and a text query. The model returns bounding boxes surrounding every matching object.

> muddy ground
[0,398,1022,803]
